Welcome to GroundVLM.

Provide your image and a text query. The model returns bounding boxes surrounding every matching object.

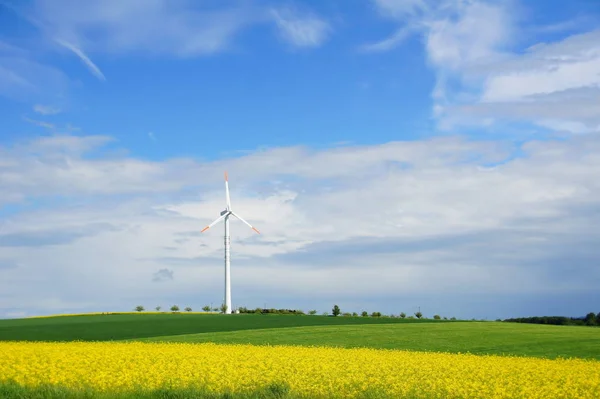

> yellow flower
[1,342,598,398]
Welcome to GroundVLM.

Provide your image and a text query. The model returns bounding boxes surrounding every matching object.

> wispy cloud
[270,7,331,48]
[367,0,600,134]
[22,116,55,130]
[359,26,415,52]
[153,269,174,282]
[27,0,257,57]
[33,104,61,115]
[55,39,106,81]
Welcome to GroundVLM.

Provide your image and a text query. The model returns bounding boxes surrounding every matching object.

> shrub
[332,305,341,317]
[352,312,358,317]
[184,307,192,312]
[415,311,423,319]
[433,314,441,320]
[309,310,317,315]
[450,317,457,321]
[134,306,144,312]
[361,311,368,317]
[220,303,228,314]
[170,305,179,312]
[399,312,406,318]
[202,306,211,312]
[155,306,161,312]
[371,311,381,317]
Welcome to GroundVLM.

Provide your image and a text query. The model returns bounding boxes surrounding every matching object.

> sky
[1,0,599,320]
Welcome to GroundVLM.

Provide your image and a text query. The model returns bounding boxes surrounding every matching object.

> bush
[220,303,228,314]
[170,305,179,312]
[450,317,457,321]
[155,306,161,312]
[371,311,381,317]
[134,306,144,312]
[433,314,441,320]
[309,310,317,315]
[361,311,368,317]
[352,312,358,317]
[184,307,192,312]
[399,312,406,318]
[415,311,423,319]
[202,306,211,312]
[332,305,341,317]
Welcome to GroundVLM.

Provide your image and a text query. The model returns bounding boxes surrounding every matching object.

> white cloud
[367,0,600,134]
[270,7,331,48]
[55,39,106,81]
[27,0,260,57]
[0,42,70,103]
[33,104,61,115]
[22,116,55,130]
[481,30,600,102]
[1,133,599,318]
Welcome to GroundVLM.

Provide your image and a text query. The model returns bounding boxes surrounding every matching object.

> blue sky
[1,0,599,319]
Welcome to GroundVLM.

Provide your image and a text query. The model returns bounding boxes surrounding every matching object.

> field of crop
[0,312,442,342]
[140,321,600,360]
[2,313,599,398]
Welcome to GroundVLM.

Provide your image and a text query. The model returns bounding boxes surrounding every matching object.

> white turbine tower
[201,172,260,314]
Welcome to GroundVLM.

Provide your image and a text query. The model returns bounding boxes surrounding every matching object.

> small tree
[399,312,406,318]
[212,307,219,312]
[433,314,441,320]
[361,311,368,317]
[415,311,423,319]
[332,305,341,317]
[371,311,381,317]
[322,312,328,316]
[220,303,228,314]
[155,306,161,312]
[352,312,358,317]
[309,310,317,315]
[170,305,179,312]
[584,312,597,326]
[185,307,192,312]
[450,317,457,321]
[135,305,144,312]
[202,305,211,312]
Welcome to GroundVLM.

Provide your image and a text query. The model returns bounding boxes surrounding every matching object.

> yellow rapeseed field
[1,341,599,398]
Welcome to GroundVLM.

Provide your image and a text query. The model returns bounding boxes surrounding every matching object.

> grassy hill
[0,313,442,342]
[139,322,600,360]
[2,313,598,360]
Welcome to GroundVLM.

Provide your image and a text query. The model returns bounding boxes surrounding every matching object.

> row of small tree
[330,305,455,320]
[504,312,600,327]
[134,305,192,312]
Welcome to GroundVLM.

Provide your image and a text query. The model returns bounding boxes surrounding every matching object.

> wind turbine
[201,172,260,314]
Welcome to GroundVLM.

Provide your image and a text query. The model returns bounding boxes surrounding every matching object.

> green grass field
[1,313,599,360]
[0,313,441,342]
[139,322,600,360]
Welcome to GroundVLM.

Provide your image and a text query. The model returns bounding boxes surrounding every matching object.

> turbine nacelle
[201,171,260,235]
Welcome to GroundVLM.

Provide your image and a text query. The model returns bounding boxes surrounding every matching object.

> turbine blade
[201,213,227,233]
[231,212,260,234]
[225,171,231,210]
